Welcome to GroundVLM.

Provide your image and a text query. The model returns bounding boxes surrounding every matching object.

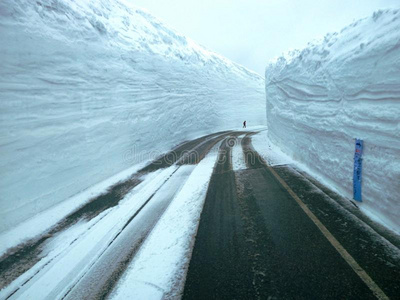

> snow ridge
[265,9,400,233]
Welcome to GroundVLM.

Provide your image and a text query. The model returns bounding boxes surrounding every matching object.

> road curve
[1,131,399,299]
[0,131,234,299]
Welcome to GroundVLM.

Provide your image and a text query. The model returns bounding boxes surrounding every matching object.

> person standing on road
[243,120,246,128]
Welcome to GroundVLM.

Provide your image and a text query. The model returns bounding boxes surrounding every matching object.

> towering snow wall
[265,9,400,232]
[0,0,265,233]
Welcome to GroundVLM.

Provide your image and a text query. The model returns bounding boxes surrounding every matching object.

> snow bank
[251,131,294,167]
[0,0,265,233]
[265,9,400,233]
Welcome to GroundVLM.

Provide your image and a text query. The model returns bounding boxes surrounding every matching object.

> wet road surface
[1,131,399,299]
[183,133,400,299]
[0,130,240,299]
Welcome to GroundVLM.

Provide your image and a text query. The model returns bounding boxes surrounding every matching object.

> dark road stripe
[183,137,255,299]
[183,133,383,299]
[0,130,232,291]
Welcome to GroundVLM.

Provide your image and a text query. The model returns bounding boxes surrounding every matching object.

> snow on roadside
[0,160,150,257]
[252,131,400,237]
[265,9,400,233]
[0,0,265,235]
[251,130,294,167]
[109,144,220,300]
[0,166,178,300]
[251,131,345,201]
[252,130,351,199]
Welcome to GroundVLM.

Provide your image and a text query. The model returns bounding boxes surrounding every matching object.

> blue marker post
[353,139,363,202]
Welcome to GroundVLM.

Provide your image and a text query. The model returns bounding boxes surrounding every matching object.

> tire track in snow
[0,131,230,291]
[0,131,232,299]
[62,133,234,299]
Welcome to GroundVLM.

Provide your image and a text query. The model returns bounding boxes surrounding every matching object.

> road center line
[265,164,389,300]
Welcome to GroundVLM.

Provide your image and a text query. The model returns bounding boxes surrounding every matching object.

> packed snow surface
[265,9,400,233]
[0,0,265,233]
[110,144,219,300]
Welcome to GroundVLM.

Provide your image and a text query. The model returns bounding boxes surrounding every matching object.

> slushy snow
[265,9,400,233]
[0,0,265,233]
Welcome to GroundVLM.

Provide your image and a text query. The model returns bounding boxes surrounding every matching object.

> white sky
[130,0,399,76]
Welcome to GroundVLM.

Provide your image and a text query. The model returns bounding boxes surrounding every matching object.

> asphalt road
[0,131,237,299]
[183,133,400,300]
[1,131,399,299]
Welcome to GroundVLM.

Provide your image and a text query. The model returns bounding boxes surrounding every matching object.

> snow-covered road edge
[251,131,400,235]
[0,161,150,257]
[109,143,220,300]
[0,0,266,234]
[264,9,400,234]
[251,131,294,167]
[1,166,180,299]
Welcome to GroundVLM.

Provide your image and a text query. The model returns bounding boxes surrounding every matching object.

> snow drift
[0,0,265,233]
[265,9,400,232]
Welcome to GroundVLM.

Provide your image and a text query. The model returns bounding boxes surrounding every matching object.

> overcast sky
[130,0,399,76]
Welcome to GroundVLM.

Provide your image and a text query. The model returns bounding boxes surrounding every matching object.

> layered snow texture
[0,0,265,233]
[265,9,400,233]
